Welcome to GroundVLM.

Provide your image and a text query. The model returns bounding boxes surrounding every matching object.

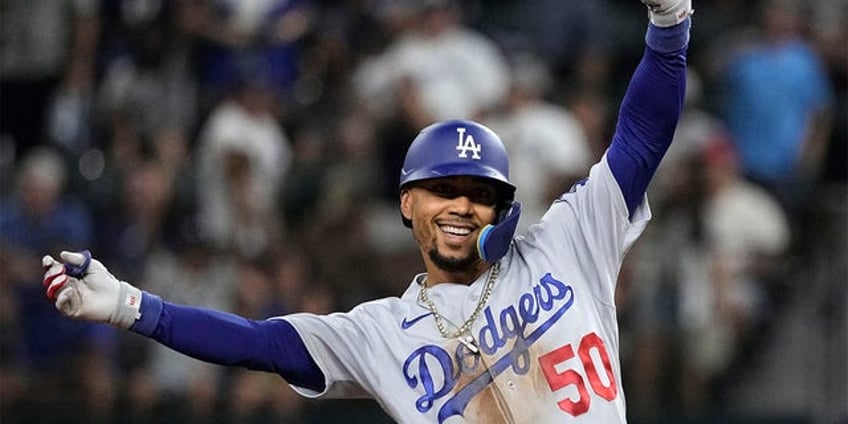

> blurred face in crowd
[17,151,65,219]
[237,83,276,116]
[124,161,170,219]
[761,0,800,41]
[400,176,498,274]
[20,174,61,219]
[419,4,459,37]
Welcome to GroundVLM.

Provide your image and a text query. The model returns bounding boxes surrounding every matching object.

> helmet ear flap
[477,201,521,263]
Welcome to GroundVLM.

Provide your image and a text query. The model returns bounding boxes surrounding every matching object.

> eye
[428,183,458,198]
[468,186,497,206]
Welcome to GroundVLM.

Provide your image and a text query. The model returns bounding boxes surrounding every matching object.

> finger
[60,250,90,266]
[42,255,60,269]
[55,281,79,316]
[60,250,92,278]
[46,274,69,300]
[42,259,66,289]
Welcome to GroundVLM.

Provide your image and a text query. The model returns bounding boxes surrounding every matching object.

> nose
[447,195,474,216]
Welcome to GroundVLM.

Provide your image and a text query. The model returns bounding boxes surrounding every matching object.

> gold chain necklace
[418,262,500,354]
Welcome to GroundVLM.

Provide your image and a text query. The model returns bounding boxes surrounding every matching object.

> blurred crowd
[0,0,844,423]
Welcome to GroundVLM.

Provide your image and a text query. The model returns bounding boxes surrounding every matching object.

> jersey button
[507,380,516,391]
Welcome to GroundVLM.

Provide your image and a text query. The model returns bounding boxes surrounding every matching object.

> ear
[400,189,413,222]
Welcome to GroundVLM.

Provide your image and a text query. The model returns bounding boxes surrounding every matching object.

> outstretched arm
[43,251,326,391]
[607,2,691,218]
[137,294,325,391]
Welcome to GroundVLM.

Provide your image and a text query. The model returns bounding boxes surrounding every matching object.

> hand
[42,250,142,329]
[641,0,692,27]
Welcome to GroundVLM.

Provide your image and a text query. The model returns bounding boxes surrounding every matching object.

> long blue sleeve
[130,292,325,391]
[607,19,689,218]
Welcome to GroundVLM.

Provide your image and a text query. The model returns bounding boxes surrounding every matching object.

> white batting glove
[42,250,142,329]
[641,0,693,27]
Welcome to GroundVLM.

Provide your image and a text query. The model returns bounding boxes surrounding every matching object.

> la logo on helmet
[455,127,482,160]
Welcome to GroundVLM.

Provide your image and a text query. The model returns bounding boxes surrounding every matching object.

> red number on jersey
[578,332,617,401]
[539,343,591,416]
[538,332,618,417]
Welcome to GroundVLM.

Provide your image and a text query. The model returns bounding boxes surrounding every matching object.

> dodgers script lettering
[402,273,575,422]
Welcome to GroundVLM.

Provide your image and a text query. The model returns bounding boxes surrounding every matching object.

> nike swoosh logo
[401,168,412,176]
[401,313,431,329]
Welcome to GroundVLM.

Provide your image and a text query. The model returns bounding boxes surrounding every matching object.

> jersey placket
[463,281,522,423]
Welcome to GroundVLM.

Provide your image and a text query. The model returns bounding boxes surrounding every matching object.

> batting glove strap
[642,0,693,27]
[129,291,164,337]
[111,282,143,330]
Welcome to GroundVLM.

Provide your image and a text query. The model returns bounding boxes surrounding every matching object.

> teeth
[440,225,472,236]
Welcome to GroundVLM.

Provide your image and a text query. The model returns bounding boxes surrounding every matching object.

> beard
[428,246,479,273]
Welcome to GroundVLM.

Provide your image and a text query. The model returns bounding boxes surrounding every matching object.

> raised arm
[607,1,691,218]
[42,250,326,391]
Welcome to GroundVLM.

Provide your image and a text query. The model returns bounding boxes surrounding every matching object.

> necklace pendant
[459,335,479,354]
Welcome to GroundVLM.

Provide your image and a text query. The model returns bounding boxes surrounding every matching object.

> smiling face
[400,176,500,284]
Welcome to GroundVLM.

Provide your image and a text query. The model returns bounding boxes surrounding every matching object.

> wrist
[646,17,691,54]
[129,291,164,336]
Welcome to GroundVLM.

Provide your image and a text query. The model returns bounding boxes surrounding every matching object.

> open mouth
[438,223,476,240]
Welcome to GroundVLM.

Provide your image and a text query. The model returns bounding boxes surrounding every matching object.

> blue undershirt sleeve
[130,291,325,391]
[606,19,689,219]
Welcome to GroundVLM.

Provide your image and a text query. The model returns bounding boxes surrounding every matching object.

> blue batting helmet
[399,119,515,195]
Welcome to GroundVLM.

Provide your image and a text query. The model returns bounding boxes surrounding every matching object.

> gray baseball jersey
[285,155,650,423]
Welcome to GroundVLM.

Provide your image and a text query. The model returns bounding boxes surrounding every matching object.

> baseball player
[42,1,692,422]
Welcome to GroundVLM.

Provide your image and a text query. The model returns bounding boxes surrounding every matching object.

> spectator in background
[195,61,293,260]
[305,111,395,303]
[0,147,114,421]
[79,4,194,238]
[125,227,237,422]
[179,0,314,114]
[353,0,510,123]
[0,0,100,161]
[98,159,177,278]
[312,110,381,228]
[79,3,194,234]
[94,1,197,149]
[279,124,331,233]
[717,0,834,215]
[484,53,593,233]
[678,137,790,415]
[353,1,511,204]
[473,0,614,93]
